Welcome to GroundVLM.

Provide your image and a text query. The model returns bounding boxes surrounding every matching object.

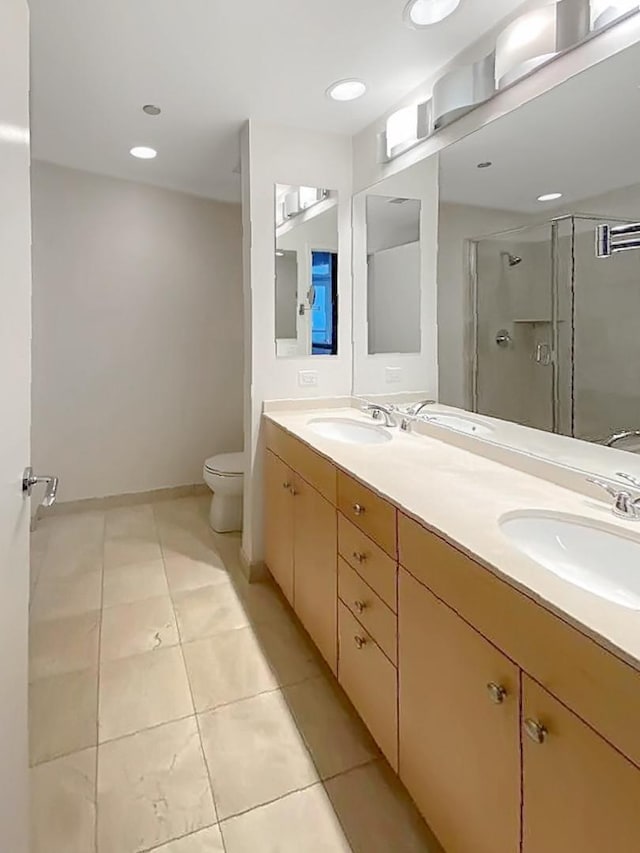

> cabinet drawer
[264,419,336,504]
[399,512,640,769]
[338,515,397,611]
[339,558,397,664]
[337,472,396,557]
[338,601,398,769]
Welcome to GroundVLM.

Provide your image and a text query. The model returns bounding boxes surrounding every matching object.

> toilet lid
[205,452,244,476]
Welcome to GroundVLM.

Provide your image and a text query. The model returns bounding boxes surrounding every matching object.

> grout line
[94,510,106,853]
[218,778,322,826]
[152,502,229,853]
[138,823,222,853]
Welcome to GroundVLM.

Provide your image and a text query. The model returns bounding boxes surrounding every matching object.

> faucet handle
[587,477,623,499]
[616,472,640,491]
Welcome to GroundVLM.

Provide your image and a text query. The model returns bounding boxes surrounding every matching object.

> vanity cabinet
[399,568,521,853]
[263,418,640,853]
[522,676,640,853]
[264,449,295,604]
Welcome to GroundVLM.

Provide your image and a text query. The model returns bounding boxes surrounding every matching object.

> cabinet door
[293,475,338,673]
[522,676,640,853]
[399,569,521,853]
[264,450,295,604]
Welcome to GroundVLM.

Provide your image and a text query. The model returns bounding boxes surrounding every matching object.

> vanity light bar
[596,222,640,256]
[380,0,640,163]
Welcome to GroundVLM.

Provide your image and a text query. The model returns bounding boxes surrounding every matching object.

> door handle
[23,467,59,508]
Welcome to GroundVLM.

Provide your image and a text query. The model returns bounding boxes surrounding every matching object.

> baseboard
[42,483,209,517]
[239,547,268,583]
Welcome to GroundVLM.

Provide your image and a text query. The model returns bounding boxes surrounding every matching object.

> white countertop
[264,405,640,671]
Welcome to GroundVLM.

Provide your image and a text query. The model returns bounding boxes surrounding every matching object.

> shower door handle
[534,343,552,366]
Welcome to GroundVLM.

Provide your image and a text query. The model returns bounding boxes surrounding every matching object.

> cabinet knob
[289,487,298,496]
[282,481,291,490]
[353,503,365,516]
[487,683,507,705]
[524,718,548,745]
[354,635,367,650]
[354,600,367,615]
[352,551,367,564]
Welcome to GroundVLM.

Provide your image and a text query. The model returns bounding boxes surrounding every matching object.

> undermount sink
[500,512,640,610]
[307,417,392,445]
[424,413,494,437]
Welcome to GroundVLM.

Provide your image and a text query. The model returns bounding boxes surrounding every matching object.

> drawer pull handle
[353,503,365,516]
[487,683,507,705]
[524,718,548,745]
[354,600,367,614]
[354,635,367,650]
[352,551,367,564]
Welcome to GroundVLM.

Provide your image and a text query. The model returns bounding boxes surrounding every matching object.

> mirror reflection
[437,39,640,458]
[274,184,339,357]
[366,195,421,354]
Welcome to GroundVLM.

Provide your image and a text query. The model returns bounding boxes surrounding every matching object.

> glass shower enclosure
[470,214,640,447]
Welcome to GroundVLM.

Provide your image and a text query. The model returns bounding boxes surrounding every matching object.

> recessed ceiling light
[404,0,461,28]
[537,192,563,202]
[326,79,367,102]
[142,104,161,116]
[130,146,157,160]
[477,161,493,169]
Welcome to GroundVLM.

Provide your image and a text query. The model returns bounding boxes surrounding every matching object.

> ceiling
[28,0,527,203]
[440,40,640,213]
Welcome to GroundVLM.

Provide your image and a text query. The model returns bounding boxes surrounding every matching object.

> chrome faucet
[587,472,640,520]
[605,430,640,449]
[407,399,437,416]
[364,404,397,428]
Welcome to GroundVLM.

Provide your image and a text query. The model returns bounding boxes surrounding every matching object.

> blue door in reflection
[311,251,338,355]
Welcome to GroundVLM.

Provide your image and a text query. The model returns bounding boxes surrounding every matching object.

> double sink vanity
[262,403,640,853]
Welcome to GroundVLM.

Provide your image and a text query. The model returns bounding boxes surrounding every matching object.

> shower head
[501,252,523,267]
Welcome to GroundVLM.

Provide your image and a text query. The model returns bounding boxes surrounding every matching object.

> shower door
[570,215,640,446]
[472,223,558,432]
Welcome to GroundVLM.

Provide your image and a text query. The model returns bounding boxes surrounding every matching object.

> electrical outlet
[385,367,402,385]
[298,370,318,387]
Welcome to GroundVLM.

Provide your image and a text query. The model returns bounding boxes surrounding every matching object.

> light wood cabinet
[399,568,521,853]
[293,475,338,673]
[338,515,397,611]
[522,676,640,853]
[338,601,398,769]
[337,472,397,557]
[338,557,397,664]
[264,449,294,604]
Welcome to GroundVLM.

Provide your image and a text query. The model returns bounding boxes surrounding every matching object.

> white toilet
[203,452,245,533]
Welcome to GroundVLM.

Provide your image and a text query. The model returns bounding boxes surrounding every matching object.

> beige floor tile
[29,668,98,765]
[173,584,249,643]
[41,538,104,579]
[324,761,443,852]
[30,610,100,681]
[183,628,279,713]
[99,646,194,742]
[250,611,322,685]
[30,747,97,853]
[220,784,351,853]
[235,577,291,626]
[104,536,162,570]
[199,690,318,819]
[151,826,225,852]
[164,554,229,594]
[283,676,379,779]
[160,529,222,564]
[100,595,179,661]
[105,504,157,540]
[97,717,215,853]
[30,571,103,623]
[102,559,169,607]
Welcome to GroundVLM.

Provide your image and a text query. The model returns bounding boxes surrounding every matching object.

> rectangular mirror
[274,184,339,357]
[366,195,421,354]
[352,158,439,400]
[436,38,640,475]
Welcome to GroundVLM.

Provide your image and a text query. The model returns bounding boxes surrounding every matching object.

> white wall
[31,161,244,502]
[241,121,353,565]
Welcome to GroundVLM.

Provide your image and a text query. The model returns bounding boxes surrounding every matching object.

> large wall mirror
[274,184,339,358]
[352,158,438,398]
[437,38,640,472]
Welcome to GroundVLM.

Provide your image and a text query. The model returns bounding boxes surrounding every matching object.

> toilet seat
[204,452,244,478]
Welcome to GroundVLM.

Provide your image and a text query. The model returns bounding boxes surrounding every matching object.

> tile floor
[29,495,441,853]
